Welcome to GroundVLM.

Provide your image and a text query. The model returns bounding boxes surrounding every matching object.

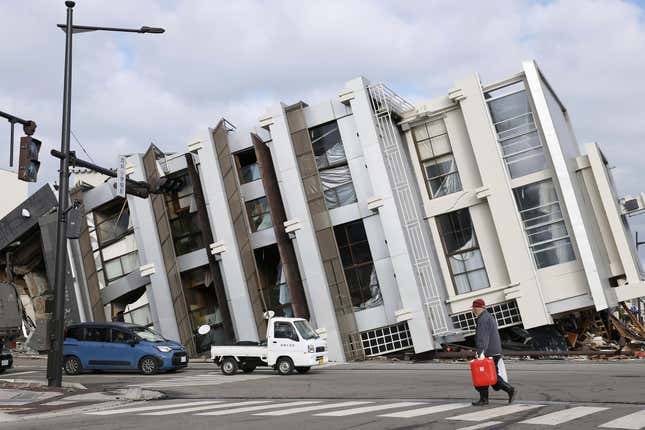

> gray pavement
[1,357,645,429]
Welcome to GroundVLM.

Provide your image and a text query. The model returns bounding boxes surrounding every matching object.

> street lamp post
[48,0,164,388]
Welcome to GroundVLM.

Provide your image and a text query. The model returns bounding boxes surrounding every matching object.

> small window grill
[361,322,413,357]
[451,300,522,335]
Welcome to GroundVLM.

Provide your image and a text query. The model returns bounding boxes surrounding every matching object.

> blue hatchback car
[63,322,188,375]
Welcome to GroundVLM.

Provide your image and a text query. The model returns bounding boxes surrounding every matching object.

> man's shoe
[508,387,517,404]
[471,398,489,406]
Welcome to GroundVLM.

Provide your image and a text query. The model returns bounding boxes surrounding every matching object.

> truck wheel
[63,356,82,375]
[139,356,159,375]
[221,357,238,375]
[240,363,256,373]
[295,366,311,374]
[276,357,294,375]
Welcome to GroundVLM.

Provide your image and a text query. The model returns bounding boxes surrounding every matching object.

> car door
[83,326,110,368]
[269,321,300,364]
[106,328,136,369]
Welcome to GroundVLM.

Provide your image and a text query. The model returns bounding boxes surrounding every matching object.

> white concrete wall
[0,169,28,219]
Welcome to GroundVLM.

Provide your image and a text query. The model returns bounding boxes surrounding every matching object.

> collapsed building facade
[2,60,643,361]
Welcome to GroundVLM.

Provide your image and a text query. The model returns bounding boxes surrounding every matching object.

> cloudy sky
[1,0,644,257]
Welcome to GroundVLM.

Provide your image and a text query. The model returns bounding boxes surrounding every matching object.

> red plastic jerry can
[470,356,497,387]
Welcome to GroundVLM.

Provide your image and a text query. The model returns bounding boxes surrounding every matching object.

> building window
[255,245,295,317]
[513,179,575,268]
[310,121,357,210]
[246,196,272,232]
[436,209,489,295]
[164,172,204,255]
[180,267,223,332]
[486,81,547,178]
[89,199,139,288]
[333,220,383,310]
[235,148,261,184]
[361,322,412,357]
[451,300,522,334]
[411,119,462,198]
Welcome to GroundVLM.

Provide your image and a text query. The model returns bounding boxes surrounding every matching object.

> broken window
[334,220,383,310]
[436,209,489,295]
[486,81,547,178]
[246,196,273,232]
[310,121,357,210]
[254,245,294,317]
[181,267,223,331]
[513,179,576,268]
[412,119,462,198]
[89,199,140,288]
[235,148,261,184]
[164,172,203,255]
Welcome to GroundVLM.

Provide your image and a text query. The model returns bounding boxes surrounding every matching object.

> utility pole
[47,1,164,388]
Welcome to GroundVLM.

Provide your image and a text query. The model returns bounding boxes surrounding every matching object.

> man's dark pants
[475,355,513,399]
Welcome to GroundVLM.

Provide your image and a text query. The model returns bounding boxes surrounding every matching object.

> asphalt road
[2,357,645,429]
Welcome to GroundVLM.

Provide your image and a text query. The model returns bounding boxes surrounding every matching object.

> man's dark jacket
[475,310,502,356]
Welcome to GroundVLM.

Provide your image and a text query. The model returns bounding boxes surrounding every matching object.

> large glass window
[89,199,139,288]
[486,82,547,178]
[310,121,357,210]
[235,148,261,184]
[246,196,272,232]
[436,209,489,295]
[513,180,576,268]
[164,172,204,255]
[412,119,462,198]
[180,267,222,331]
[334,220,383,310]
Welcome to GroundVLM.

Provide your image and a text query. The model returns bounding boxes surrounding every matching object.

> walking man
[472,298,516,406]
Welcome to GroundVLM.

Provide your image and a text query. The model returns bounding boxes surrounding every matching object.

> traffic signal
[18,135,41,182]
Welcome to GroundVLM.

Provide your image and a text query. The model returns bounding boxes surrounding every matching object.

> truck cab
[209,316,328,376]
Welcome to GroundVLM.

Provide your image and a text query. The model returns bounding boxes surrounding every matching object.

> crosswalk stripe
[255,401,373,416]
[195,401,320,416]
[140,400,270,416]
[520,406,608,425]
[379,403,471,418]
[87,400,221,415]
[456,422,504,430]
[599,410,645,429]
[447,404,545,421]
[314,402,426,417]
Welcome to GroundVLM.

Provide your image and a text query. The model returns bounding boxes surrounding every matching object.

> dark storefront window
[333,220,382,310]
[180,267,224,334]
[164,172,204,255]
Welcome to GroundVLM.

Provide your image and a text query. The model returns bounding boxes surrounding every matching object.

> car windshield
[131,326,166,342]
[294,320,319,340]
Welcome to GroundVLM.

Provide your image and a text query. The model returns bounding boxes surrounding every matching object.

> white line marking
[256,401,373,416]
[456,422,504,430]
[447,404,545,421]
[196,401,321,416]
[600,410,645,429]
[521,406,608,425]
[141,400,269,416]
[314,402,426,417]
[379,403,471,418]
[4,371,37,376]
[87,400,221,415]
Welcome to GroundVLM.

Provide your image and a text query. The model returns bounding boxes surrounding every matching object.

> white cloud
[1,0,644,255]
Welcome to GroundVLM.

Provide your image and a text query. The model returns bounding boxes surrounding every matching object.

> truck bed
[210,344,268,359]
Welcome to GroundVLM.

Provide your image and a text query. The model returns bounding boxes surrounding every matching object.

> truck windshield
[132,327,166,342]
[294,320,319,340]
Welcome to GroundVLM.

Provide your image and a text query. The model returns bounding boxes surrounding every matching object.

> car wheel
[295,366,311,374]
[139,356,159,375]
[276,357,294,375]
[220,357,238,375]
[63,356,82,375]
[240,363,256,373]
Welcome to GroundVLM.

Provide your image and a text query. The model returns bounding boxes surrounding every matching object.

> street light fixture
[48,0,164,388]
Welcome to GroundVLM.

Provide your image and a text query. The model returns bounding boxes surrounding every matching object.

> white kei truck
[205,313,328,376]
